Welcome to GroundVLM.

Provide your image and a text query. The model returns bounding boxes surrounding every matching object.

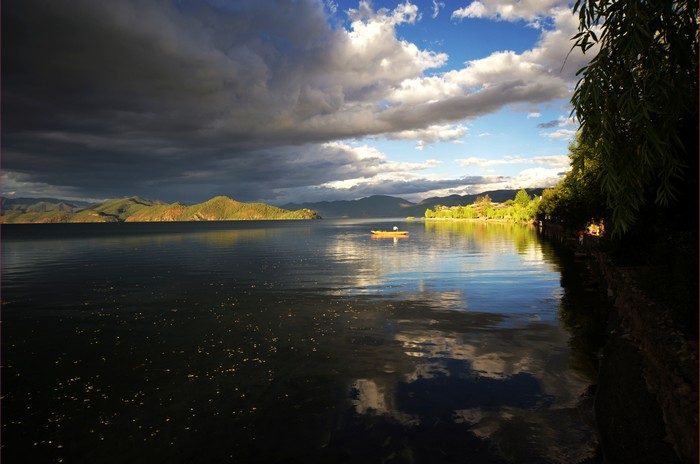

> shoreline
[539,222,698,463]
[422,217,538,225]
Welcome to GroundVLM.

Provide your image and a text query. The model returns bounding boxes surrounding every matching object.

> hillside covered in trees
[424,189,540,222]
[0,196,319,223]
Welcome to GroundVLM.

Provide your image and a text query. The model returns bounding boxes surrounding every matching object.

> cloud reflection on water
[346,311,597,461]
[336,221,597,462]
[2,220,600,462]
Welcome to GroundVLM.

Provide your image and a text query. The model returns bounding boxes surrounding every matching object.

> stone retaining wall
[539,222,698,463]
[592,250,698,463]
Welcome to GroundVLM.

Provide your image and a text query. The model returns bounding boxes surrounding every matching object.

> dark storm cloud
[2,0,414,201]
[2,0,335,142]
[2,0,341,200]
[1,0,576,202]
[2,136,396,203]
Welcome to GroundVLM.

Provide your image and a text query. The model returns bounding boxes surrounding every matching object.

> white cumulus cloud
[456,155,569,168]
[452,0,564,22]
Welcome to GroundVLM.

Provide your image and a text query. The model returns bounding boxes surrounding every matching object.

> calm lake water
[1,219,605,463]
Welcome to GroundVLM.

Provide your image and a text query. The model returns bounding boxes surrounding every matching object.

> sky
[2,0,597,206]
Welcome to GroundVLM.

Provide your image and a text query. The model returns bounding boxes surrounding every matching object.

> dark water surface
[1,220,603,463]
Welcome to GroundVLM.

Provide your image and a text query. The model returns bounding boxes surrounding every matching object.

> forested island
[0,196,320,223]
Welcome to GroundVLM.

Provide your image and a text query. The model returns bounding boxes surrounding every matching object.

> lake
[1,219,605,463]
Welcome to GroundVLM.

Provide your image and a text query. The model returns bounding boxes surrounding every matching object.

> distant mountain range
[282,188,544,218]
[1,188,544,223]
[1,196,319,223]
[1,197,92,213]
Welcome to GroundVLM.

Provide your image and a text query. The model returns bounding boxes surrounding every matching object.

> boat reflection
[370,234,408,240]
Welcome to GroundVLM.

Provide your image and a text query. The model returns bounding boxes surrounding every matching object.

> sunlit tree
[473,194,492,217]
[536,133,606,228]
[514,189,530,208]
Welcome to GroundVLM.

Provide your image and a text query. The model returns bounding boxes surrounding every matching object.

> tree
[571,0,698,235]
[514,189,530,208]
[536,133,606,228]
[473,194,491,216]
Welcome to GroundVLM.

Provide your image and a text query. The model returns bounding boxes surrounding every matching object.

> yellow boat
[371,230,408,237]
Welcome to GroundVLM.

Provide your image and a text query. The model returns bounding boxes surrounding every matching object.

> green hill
[0,210,77,223]
[124,196,319,222]
[1,196,320,223]
[124,202,189,222]
[84,196,165,221]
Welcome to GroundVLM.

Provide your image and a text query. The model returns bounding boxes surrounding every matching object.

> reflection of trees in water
[424,220,540,256]
[557,253,609,382]
[536,228,609,382]
[532,229,608,382]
